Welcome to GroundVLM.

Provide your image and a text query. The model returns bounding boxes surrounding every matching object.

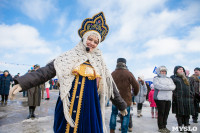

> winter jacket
[171,66,194,116]
[14,61,127,111]
[148,89,156,107]
[0,74,13,95]
[190,74,200,101]
[135,81,147,103]
[112,67,139,106]
[153,76,175,101]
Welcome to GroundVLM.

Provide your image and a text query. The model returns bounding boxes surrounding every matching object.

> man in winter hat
[110,58,139,133]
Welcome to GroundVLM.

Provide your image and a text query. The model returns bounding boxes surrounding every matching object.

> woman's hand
[120,109,128,116]
[9,84,22,100]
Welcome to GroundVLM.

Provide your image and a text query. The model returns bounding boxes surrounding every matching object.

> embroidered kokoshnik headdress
[54,12,116,133]
[78,12,109,42]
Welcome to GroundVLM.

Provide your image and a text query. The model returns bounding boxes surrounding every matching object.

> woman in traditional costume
[9,12,127,133]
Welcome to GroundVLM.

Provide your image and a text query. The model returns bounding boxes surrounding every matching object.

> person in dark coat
[146,82,151,100]
[190,67,200,123]
[27,64,42,119]
[0,70,13,104]
[171,66,194,131]
[110,58,139,133]
[14,73,20,79]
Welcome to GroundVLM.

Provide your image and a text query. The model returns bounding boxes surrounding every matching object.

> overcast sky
[0,0,199,79]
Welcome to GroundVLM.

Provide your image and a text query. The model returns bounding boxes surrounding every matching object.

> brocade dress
[54,62,103,133]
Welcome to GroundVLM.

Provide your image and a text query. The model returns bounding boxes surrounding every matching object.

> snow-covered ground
[0,90,199,133]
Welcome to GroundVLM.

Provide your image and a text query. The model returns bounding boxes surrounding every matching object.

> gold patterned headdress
[78,12,109,42]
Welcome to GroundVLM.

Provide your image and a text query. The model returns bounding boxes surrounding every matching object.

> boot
[110,129,115,133]
[151,111,154,118]
[31,106,36,118]
[158,128,167,133]
[137,110,141,117]
[193,119,198,123]
[140,110,143,117]
[177,117,183,127]
[178,126,184,132]
[27,107,32,119]
[128,127,132,132]
[163,127,171,133]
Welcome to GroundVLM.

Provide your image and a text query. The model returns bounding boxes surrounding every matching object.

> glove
[9,84,22,100]
[120,109,128,116]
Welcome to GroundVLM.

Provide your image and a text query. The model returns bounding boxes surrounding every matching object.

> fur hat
[174,66,186,75]
[156,66,167,74]
[117,58,126,64]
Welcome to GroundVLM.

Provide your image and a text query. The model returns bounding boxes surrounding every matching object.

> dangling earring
[81,38,83,42]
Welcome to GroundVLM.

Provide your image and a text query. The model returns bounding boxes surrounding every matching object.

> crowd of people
[0,66,59,119]
[108,59,199,133]
[2,12,199,133]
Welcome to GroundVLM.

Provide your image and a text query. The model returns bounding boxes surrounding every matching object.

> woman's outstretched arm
[14,61,56,91]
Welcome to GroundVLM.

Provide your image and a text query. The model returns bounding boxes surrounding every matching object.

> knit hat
[3,70,9,73]
[194,67,200,71]
[117,58,126,64]
[138,75,144,81]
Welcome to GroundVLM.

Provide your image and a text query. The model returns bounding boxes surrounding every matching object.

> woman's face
[86,35,99,52]
[177,67,184,74]
[160,70,166,75]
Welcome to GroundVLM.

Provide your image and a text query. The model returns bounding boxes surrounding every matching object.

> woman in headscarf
[171,66,194,132]
[153,66,175,133]
[9,12,127,133]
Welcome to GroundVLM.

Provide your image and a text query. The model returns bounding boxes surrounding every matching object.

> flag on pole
[153,66,157,74]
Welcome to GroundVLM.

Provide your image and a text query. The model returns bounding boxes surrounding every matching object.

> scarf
[54,31,116,132]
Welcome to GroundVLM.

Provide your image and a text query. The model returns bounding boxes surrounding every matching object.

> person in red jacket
[148,84,157,118]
